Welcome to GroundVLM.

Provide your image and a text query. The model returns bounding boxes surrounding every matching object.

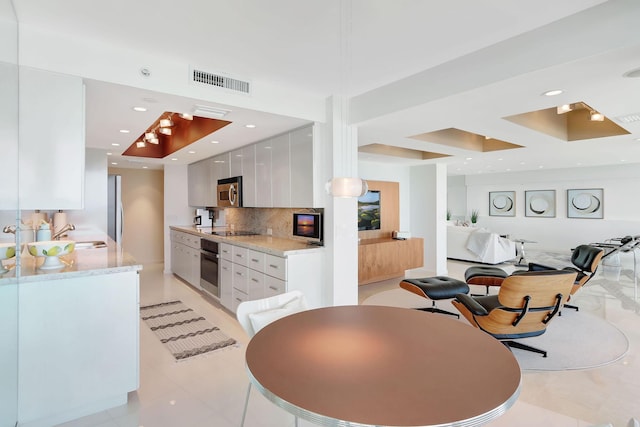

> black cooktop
[210,230,259,236]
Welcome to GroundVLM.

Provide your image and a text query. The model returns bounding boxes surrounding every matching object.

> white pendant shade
[326,177,368,198]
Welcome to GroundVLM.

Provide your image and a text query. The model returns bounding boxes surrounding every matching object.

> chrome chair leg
[241,383,252,427]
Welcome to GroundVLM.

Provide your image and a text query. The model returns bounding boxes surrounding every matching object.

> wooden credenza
[358,238,424,285]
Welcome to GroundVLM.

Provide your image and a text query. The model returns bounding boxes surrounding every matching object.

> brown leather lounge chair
[526,244,604,310]
[452,270,576,357]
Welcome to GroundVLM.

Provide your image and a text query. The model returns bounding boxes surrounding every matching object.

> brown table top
[246,305,521,427]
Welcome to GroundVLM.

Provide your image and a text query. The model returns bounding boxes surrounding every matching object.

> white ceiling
[11,0,640,175]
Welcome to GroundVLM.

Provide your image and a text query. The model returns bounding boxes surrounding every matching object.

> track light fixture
[557,104,573,114]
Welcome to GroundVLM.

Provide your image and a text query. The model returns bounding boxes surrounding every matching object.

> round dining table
[245,305,521,427]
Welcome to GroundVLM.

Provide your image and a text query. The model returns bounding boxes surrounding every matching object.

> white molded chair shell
[236,290,306,427]
[236,290,307,338]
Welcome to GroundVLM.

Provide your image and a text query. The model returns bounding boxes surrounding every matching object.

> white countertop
[0,232,142,284]
[171,225,324,256]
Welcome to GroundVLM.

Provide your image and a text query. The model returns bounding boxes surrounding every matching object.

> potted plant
[470,209,479,225]
[446,209,452,221]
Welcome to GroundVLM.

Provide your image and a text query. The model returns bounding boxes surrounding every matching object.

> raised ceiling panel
[409,128,523,152]
[122,112,231,159]
[358,143,450,160]
[504,102,630,141]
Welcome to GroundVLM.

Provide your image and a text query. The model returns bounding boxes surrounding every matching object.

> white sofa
[447,225,516,264]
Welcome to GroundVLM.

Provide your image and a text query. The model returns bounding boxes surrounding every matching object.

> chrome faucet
[52,223,75,240]
[3,225,16,234]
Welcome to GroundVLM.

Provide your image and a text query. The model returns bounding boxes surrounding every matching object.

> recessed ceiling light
[111,143,120,147]
[543,89,563,96]
[210,140,219,144]
[465,157,473,160]
[132,106,147,112]
[107,152,112,156]
[142,166,148,169]
[520,162,525,165]
[245,124,256,128]
[171,158,178,161]
[119,129,130,134]
[497,158,503,161]
[538,165,544,168]
[111,162,118,165]
[188,151,196,154]
[557,104,573,114]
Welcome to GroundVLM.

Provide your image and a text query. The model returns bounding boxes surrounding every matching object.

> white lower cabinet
[218,242,288,313]
[170,230,201,289]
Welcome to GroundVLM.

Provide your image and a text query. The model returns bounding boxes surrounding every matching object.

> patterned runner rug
[140,300,237,361]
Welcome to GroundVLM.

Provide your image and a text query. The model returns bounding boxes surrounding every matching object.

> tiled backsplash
[224,207,320,239]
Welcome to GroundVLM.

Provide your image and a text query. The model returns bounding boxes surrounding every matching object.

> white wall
[447,175,467,220]
[359,161,411,231]
[463,163,640,251]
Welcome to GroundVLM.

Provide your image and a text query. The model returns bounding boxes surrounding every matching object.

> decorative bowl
[27,240,75,270]
[0,242,17,274]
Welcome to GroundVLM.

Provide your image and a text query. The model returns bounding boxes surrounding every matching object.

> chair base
[416,304,460,318]
[503,340,547,358]
[564,303,579,311]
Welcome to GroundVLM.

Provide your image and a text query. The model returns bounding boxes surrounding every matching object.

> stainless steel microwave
[217,176,243,207]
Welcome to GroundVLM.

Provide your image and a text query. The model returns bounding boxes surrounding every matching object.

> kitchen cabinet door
[18,67,85,210]
[241,145,257,207]
[188,158,215,207]
[229,148,244,178]
[213,153,230,183]
[289,125,314,207]
[270,133,291,207]
[219,258,233,311]
[255,139,273,207]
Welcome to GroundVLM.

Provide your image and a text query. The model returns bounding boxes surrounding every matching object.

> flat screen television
[292,212,323,245]
[358,190,381,230]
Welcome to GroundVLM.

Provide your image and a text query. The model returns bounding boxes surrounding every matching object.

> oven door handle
[200,251,220,260]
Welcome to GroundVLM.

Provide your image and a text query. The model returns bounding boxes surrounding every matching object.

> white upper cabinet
[188,158,215,207]
[270,133,291,207]
[255,139,273,207]
[213,153,230,183]
[241,145,257,207]
[18,67,85,210]
[229,148,244,178]
[289,125,314,207]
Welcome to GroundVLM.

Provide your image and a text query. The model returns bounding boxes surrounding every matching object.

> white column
[321,95,359,307]
[410,163,448,275]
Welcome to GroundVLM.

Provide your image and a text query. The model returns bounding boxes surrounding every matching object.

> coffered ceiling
[11,0,640,175]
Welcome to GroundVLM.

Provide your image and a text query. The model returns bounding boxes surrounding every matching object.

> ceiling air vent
[615,113,640,124]
[190,67,251,95]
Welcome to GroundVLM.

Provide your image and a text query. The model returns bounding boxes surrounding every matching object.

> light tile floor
[57,251,639,427]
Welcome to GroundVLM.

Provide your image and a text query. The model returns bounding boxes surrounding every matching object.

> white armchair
[447,225,515,264]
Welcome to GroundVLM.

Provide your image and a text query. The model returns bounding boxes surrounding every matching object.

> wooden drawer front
[232,246,249,266]
[220,243,233,261]
[265,254,287,280]
[232,264,249,294]
[247,269,266,300]
[247,250,265,273]
[264,275,286,297]
[232,289,248,313]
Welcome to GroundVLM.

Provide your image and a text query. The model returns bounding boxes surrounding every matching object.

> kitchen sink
[74,240,108,250]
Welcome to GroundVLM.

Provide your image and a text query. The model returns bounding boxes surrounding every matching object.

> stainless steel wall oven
[200,239,219,298]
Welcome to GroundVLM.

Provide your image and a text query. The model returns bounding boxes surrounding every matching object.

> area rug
[363,288,629,371]
[140,300,237,361]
